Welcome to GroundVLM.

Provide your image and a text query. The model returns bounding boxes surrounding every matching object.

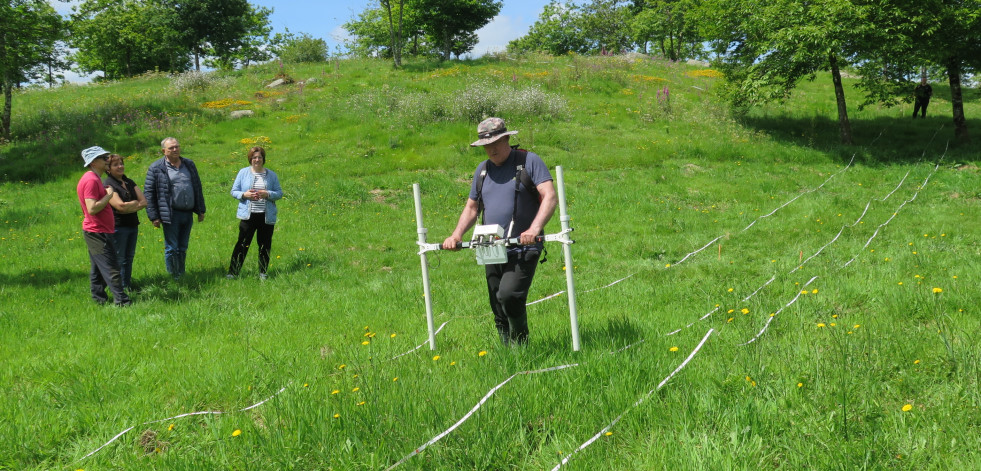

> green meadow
[1,55,979,470]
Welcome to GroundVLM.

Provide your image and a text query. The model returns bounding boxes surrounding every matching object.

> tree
[165,0,251,71]
[630,0,703,60]
[579,0,633,54]
[1,0,64,139]
[207,4,274,69]
[856,0,980,142]
[380,0,408,67]
[700,0,870,144]
[270,30,328,64]
[508,1,591,55]
[70,0,190,79]
[415,0,502,60]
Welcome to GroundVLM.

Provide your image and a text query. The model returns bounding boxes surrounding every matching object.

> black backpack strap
[475,159,489,224]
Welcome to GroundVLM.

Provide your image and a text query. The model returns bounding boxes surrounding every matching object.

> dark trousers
[913,98,930,118]
[484,249,540,344]
[228,212,274,276]
[84,231,131,305]
[112,225,138,289]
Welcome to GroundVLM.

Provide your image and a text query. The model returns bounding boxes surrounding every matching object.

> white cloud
[472,15,524,57]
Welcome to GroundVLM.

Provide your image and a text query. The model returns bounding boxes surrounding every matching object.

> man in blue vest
[443,118,557,345]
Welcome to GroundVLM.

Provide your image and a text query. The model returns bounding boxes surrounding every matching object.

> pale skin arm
[85,186,115,215]
[108,186,148,214]
[519,181,558,245]
[442,198,480,250]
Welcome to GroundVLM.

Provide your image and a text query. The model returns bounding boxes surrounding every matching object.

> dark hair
[248,146,266,164]
[107,153,124,167]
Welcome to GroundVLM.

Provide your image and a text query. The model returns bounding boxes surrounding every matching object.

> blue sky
[50,0,550,81]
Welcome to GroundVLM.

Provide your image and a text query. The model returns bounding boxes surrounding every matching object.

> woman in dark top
[104,154,147,291]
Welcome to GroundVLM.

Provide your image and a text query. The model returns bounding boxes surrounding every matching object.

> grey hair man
[144,137,206,280]
[443,117,557,345]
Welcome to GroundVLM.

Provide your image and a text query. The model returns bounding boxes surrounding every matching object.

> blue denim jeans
[113,225,139,289]
[162,210,193,280]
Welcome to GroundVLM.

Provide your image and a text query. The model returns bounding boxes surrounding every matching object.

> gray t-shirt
[166,160,196,211]
[468,149,552,239]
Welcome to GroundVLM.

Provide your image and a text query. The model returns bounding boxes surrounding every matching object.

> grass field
[1,54,979,470]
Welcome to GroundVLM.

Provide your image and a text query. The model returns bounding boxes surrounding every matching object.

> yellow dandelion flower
[727,317,734,323]
[797,382,803,388]
[338,364,346,370]
[727,309,735,314]
[727,288,734,292]
[168,423,175,431]
[303,383,309,388]
[932,287,943,294]
[801,290,808,295]
[669,346,679,352]
[745,376,751,381]
[393,377,399,382]
[811,289,818,294]
[665,263,671,267]
[361,341,370,345]
[832,314,838,318]
[433,355,440,361]
[817,323,826,328]
[914,359,920,364]
[352,387,359,392]
[450,361,456,366]
[333,413,340,419]
[902,404,913,412]
[830,323,836,327]
[604,431,613,436]
[357,401,366,406]
[898,282,903,285]
[741,308,749,314]
[232,429,242,437]
[478,350,487,356]
[364,325,369,330]
[331,389,340,395]
[390,333,397,338]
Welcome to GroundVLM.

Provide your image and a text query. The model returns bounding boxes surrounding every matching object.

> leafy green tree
[270,30,328,63]
[700,0,869,144]
[630,0,702,60]
[206,4,274,69]
[508,1,591,55]
[1,0,65,138]
[854,0,980,142]
[579,0,633,54]
[70,0,189,79]
[165,0,251,71]
[415,0,502,60]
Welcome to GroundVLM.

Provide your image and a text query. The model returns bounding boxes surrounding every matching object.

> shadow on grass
[740,114,981,165]
[537,314,644,352]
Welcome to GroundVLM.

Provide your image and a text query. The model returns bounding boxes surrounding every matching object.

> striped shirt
[251,171,267,213]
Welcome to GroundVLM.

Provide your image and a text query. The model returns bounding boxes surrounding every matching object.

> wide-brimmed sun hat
[470,117,518,147]
[81,146,110,167]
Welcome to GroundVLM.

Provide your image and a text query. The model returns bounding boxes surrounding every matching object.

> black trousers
[484,249,540,344]
[228,213,275,276]
[84,231,131,305]
[913,98,930,117]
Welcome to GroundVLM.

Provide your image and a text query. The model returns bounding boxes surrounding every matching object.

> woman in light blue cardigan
[227,146,283,279]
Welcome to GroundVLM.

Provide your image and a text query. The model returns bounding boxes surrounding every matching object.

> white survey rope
[739,277,819,345]
[551,329,714,470]
[390,321,450,360]
[385,363,579,470]
[78,385,288,461]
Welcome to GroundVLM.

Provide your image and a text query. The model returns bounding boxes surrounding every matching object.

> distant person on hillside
[144,137,206,281]
[77,146,131,306]
[227,146,283,280]
[104,154,147,291]
[913,77,933,118]
[442,117,557,345]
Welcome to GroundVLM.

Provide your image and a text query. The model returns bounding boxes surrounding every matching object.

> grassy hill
[1,55,979,470]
